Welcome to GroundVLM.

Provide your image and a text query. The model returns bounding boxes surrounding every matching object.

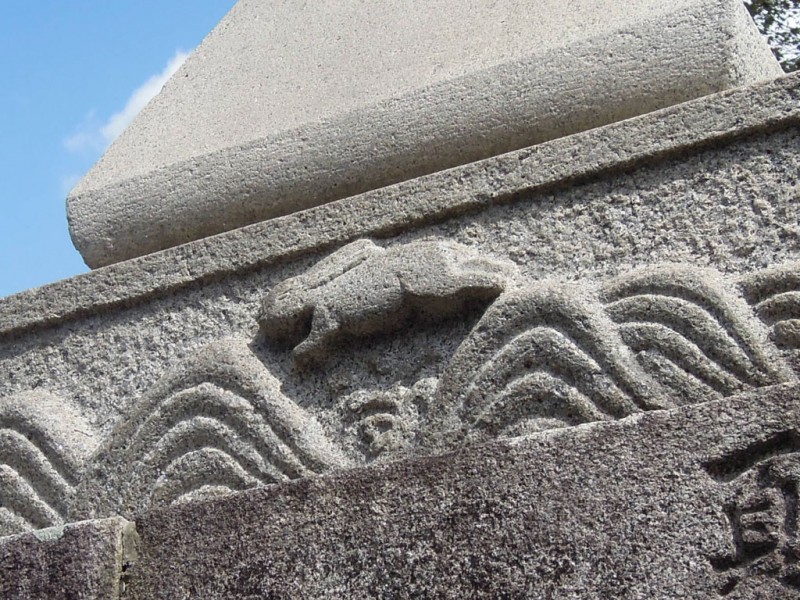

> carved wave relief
[0,391,98,537]
[741,263,800,356]
[429,282,671,441]
[4,239,800,532]
[76,338,351,519]
[428,262,795,444]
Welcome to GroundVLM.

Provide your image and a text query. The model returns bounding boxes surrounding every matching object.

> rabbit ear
[300,239,382,289]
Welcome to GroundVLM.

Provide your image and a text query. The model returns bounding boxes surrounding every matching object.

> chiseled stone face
[121,385,800,599]
[1,2,796,595]
[66,0,781,267]
[68,254,800,523]
[1,75,800,539]
[7,387,800,598]
[0,517,136,600]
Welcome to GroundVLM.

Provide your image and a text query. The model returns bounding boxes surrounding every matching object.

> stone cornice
[1,74,798,340]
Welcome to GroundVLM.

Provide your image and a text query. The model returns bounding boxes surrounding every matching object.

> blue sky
[0,1,236,298]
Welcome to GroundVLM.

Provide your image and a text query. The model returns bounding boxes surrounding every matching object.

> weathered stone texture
[0,391,98,535]
[0,2,795,598]
[123,385,800,599]
[1,76,799,534]
[66,0,781,267]
[0,517,135,600]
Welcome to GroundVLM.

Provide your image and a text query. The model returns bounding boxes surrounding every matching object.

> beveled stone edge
[2,73,799,340]
[113,382,800,540]
[66,0,781,268]
[0,516,137,598]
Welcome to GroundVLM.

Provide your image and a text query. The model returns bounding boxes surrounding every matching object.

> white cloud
[64,49,189,154]
[62,110,102,154]
[60,173,83,195]
[100,50,189,144]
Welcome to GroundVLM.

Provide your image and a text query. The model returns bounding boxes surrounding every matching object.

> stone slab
[9,73,800,338]
[122,384,800,598]
[66,0,782,267]
[0,517,136,600]
[2,75,800,537]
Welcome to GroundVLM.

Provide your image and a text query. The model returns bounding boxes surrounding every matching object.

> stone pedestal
[1,1,797,598]
[123,385,800,598]
[66,0,781,267]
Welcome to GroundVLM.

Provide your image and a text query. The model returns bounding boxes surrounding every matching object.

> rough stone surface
[66,0,782,267]
[64,258,800,523]
[0,391,98,535]
[123,384,800,598]
[1,76,800,536]
[8,74,800,337]
[0,517,135,599]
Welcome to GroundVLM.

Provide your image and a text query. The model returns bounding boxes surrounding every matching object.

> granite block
[1,76,799,536]
[123,385,800,599]
[66,0,781,266]
[0,517,136,600]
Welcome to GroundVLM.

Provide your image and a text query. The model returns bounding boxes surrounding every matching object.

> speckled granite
[1,75,800,537]
[122,385,800,599]
[0,517,135,600]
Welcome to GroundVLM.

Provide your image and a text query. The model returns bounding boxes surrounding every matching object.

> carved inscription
[705,431,800,596]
